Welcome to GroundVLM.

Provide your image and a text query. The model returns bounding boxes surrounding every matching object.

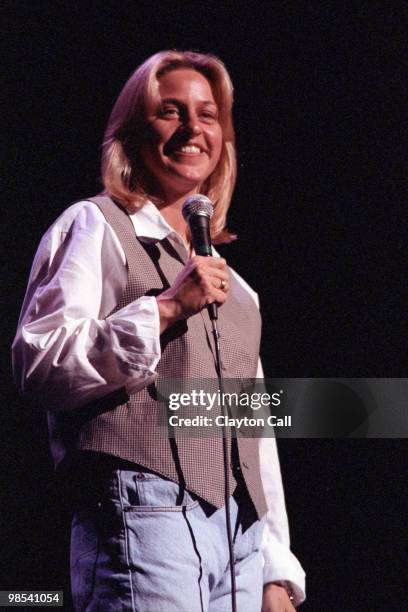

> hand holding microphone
[156,195,229,332]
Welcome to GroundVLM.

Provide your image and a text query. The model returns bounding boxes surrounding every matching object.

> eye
[160,106,180,118]
[199,109,219,123]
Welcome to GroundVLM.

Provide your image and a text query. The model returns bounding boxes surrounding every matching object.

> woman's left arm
[222,265,306,606]
[259,399,306,607]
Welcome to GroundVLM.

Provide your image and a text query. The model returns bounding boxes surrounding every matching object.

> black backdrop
[2,2,407,610]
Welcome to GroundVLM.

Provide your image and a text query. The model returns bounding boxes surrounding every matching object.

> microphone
[182,194,218,320]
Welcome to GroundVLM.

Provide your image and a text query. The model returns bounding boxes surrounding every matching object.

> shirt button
[136,473,145,480]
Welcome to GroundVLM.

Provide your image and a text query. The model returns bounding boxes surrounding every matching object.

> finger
[190,264,228,287]
[208,267,229,284]
[208,256,227,270]
[206,286,228,305]
[211,276,229,292]
[191,255,227,270]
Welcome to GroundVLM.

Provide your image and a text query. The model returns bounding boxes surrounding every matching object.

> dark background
[2,2,407,610]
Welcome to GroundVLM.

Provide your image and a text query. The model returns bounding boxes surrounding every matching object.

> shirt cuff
[262,538,306,606]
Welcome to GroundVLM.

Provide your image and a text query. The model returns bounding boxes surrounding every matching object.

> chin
[169,171,209,190]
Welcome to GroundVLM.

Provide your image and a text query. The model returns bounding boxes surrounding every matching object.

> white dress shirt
[12,199,306,605]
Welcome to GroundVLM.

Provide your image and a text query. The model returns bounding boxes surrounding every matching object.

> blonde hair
[101,50,236,239]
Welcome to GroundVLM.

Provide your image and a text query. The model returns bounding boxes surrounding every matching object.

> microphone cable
[182,194,238,612]
[211,318,238,612]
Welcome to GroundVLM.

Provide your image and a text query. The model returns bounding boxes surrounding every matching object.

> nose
[182,110,202,135]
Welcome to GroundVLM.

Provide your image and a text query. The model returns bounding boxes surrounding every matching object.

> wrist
[156,296,183,332]
[264,581,295,605]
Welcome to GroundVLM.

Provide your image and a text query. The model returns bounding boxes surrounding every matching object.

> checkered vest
[55,196,267,517]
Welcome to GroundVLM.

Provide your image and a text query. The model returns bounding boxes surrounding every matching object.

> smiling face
[140,68,223,201]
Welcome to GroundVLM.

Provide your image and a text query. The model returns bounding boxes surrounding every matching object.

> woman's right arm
[12,201,162,412]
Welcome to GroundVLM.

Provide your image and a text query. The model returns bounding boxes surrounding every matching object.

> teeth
[179,146,201,153]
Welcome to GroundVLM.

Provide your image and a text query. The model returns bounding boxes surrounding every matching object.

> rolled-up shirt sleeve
[260,433,306,605]
[11,201,162,412]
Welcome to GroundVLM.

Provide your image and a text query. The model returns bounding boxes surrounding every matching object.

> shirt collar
[128,199,217,257]
[128,201,173,241]
[128,200,186,251]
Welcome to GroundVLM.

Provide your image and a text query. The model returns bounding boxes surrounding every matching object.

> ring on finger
[219,279,227,290]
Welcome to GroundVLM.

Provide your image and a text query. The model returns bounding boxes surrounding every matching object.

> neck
[156,187,201,249]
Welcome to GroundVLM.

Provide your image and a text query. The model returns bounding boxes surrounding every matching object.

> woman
[12,51,305,611]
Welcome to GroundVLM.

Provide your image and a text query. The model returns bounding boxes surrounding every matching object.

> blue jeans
[70,469,266,611]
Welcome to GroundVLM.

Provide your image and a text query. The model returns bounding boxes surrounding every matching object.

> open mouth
[164,142,205,156]
[174,145,203,154]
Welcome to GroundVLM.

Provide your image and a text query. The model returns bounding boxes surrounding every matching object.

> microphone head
[182,194,214,222]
